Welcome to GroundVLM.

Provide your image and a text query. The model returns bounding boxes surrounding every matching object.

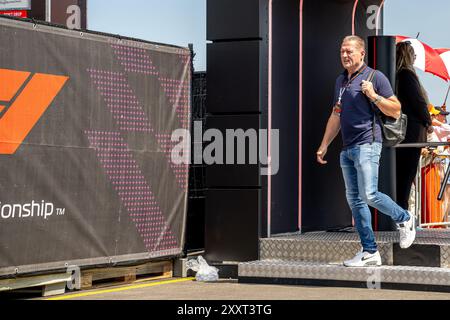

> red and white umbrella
[436,48,450,79]
[396,36,450,81]
[431,48,450,108]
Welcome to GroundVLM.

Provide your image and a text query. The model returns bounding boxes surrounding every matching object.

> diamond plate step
[260,237,393,265]
[261,231,450,268]
[239,260,450,291]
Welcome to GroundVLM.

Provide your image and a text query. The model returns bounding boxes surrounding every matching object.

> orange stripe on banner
[0,69,30,101]
[0,73,69,154]
[0,105,5,113]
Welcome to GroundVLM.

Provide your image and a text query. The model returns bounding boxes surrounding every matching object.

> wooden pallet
[80,260,173,290]
[0,260,173,298]
[0,273,72,297]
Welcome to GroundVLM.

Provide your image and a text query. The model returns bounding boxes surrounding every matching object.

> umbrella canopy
[396,36,449,81]
[436,48,450,80]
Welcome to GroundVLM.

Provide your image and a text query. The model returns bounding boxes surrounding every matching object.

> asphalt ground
[2,279,449,320]
[22,277,450,301]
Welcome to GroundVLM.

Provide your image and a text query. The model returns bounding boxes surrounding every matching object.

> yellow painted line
[46,277,195,300]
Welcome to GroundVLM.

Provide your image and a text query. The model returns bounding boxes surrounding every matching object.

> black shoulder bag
[367,70,408,147]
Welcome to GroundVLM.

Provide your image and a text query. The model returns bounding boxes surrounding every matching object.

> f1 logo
[0,68,69,155]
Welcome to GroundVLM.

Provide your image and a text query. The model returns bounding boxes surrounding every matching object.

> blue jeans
[340,142,410,253]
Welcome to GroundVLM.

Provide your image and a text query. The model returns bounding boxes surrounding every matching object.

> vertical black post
[368,36,398,231]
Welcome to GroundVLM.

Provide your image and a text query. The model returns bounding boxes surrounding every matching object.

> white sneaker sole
[343,260,382,268]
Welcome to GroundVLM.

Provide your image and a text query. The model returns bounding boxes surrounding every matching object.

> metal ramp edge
[238,260,450,292]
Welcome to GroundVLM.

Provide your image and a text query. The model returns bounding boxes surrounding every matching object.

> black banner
[0,17,190,276]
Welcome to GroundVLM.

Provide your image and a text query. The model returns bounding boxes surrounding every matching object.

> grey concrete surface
[34,278,450,300]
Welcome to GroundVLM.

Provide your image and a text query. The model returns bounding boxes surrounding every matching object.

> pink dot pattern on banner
[176,50,191,66]
[111,44,191,132]
[155,133,189,191]
[111,44,159,75]
[87,69,154,133]
[86,131,179,253]
[87,68,190,191]
[158,76,191,130]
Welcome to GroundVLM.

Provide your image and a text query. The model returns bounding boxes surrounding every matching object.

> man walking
[317,35,416,267]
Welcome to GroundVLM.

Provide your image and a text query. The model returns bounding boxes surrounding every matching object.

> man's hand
[361,80,377,101]
[317,147,328,165]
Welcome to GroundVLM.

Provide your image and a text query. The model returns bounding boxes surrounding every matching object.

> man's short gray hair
[342,35,366,51]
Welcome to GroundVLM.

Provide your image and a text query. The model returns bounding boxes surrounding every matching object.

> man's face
[341,41,365,71]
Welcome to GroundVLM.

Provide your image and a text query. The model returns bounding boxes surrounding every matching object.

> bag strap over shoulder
[367,70,377,83]
[366,70,379,143]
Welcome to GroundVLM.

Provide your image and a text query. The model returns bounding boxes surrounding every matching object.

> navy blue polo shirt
[333,65,394,149]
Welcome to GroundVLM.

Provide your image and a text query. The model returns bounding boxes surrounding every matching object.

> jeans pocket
[371,143,382,164]
[372,142,382,153]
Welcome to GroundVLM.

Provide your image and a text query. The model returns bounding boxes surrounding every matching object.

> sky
[88,0,450,106]
[87,0,207,71]
[385,0,450,106]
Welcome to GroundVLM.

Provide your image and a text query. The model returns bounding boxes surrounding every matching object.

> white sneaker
[343,250,382,267]
[398,211,416,249]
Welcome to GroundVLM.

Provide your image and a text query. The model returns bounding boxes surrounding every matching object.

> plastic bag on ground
[186,256,219,282]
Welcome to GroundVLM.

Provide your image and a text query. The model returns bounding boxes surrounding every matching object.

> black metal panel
[185,197,205,253]
[301,0,382,232]
[185,72,207,253]
[368,36,398,231]
[205,114,261,188]
[30,0,46,21]
[270,0,300,235]
[207,0,267,41]
[210,263,239,279]
[205,189,260,262]
[301,0,354,232]
[51,0,88,30]
[207,41,261,114]
[393,244,441,268]
[368,36,396,85]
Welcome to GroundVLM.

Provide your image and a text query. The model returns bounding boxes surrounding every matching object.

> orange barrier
[421,163,445,228]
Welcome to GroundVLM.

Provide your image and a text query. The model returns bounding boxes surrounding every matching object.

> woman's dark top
[396,68,432,143]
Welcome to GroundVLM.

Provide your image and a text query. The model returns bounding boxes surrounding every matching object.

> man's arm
[317,113,341,165]
[362,80,402,119]
[373,95,402,119]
